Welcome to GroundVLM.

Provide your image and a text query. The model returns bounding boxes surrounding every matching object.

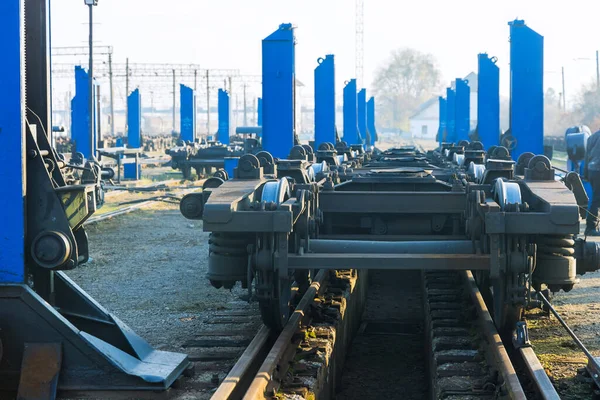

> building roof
[409,96,438,120]
[410,71,478,121]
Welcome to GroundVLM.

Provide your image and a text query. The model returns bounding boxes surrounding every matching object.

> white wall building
[409,72,478,140]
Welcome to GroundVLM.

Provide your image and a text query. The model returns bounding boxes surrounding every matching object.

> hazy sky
[51,0,599,108]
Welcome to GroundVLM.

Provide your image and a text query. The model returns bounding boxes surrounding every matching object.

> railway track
[211,268,366,400]
[208,268,564,400]
[85,184,200,225]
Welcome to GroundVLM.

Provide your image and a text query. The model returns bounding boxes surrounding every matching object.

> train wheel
[254,232,294,331]
[257,269,292,331]
[491,274,523,333]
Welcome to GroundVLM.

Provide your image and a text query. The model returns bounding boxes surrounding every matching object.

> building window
[421,125,428,136]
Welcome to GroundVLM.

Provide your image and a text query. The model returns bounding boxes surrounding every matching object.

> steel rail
[463,270,528,400]
[518,346,560,400]
[242,269,327,400]
[211,325,272,400]
[85,186,199,225]
[84,200,156,224]
[535,291,597,397]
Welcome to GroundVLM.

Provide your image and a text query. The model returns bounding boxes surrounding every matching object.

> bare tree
[372,48,442,131]
[573,80,600,132]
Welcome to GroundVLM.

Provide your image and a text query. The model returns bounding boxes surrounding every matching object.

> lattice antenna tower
[355,0,364,88]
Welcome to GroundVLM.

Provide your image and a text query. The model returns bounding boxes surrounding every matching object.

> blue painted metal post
[445,88,456,143]
[343,79,361,145]
[437,97,447,145]
[124,88,141,179]
[262,23,295,158]
[224,157,239,178]
[358,88,369,147]
[367,96,378,145]
[314,54,336,148]
[257,97,263,126]
[0,0,25,283]
[180,84,196,143]
[127,89,141,148]
[477,53,500,148]
[71,66,96,159]
[455,78,470,143]
[217,88,230,145]
[509,19,544,159]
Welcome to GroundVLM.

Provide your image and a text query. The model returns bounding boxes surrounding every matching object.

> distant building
[409,72,478,140]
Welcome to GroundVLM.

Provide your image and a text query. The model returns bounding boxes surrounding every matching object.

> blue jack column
[71,66,97,159]
[438,96,447,146]
[508,19,544,160]
[358,88,370,147]
[445,87,456,143]
[367,96,378,145]
[0,0,26,283]
[343,79,361,145]
[0,0,189,392]
[314,54,336,148]
[124,88,141,179]
[455,78,470,143]
[262,23,296,159]
[257,97,263,126]
[180,84,196,143]
[477,53,500,148]
[217,88,230,145]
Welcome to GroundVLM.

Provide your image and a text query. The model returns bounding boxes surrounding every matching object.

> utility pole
[228,77,233,139]
[172,69,176,135]
[86,0,96,159]
[596,50,599,91]
[562,66,566,112]
[355,0,364,88]
[206,70,210,136]
[194,69,198,139]
[96,85,102,140]
[125,58,129,135]
[243,83,247,126]
[108,51,115,136]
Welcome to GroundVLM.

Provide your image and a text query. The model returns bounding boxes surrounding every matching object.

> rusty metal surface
[242,270,327,400]
[17,343,62,400]
[288,253,490,270]
[518,346,560,400]
[210,325,271,400]
[463,271,527,400]
[319,191,467,214]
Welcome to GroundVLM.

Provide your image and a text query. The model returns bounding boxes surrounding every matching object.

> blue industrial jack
[0,1,189,397]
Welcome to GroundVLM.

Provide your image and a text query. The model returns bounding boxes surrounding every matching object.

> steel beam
[257,97,263,127]
[0,0,26,283]
[180,84,196,143]
[127,89,141,148]
[358,88,369,146]
[509,19,544,159]
[71,66,96,159]
[124,88,141,180]
[217,88,230,145]
[455,78,470,142]
[367,96,378,144]
[343,79,361,145]
[477,53,500,147]
[445,88,456,143]
[287,253,490,270]
[319,191,466,214]
[24,0,51,140]
[308,239,477,255]
[262,23,295,158]
[314,55,336,148]
[438,96,447,145]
